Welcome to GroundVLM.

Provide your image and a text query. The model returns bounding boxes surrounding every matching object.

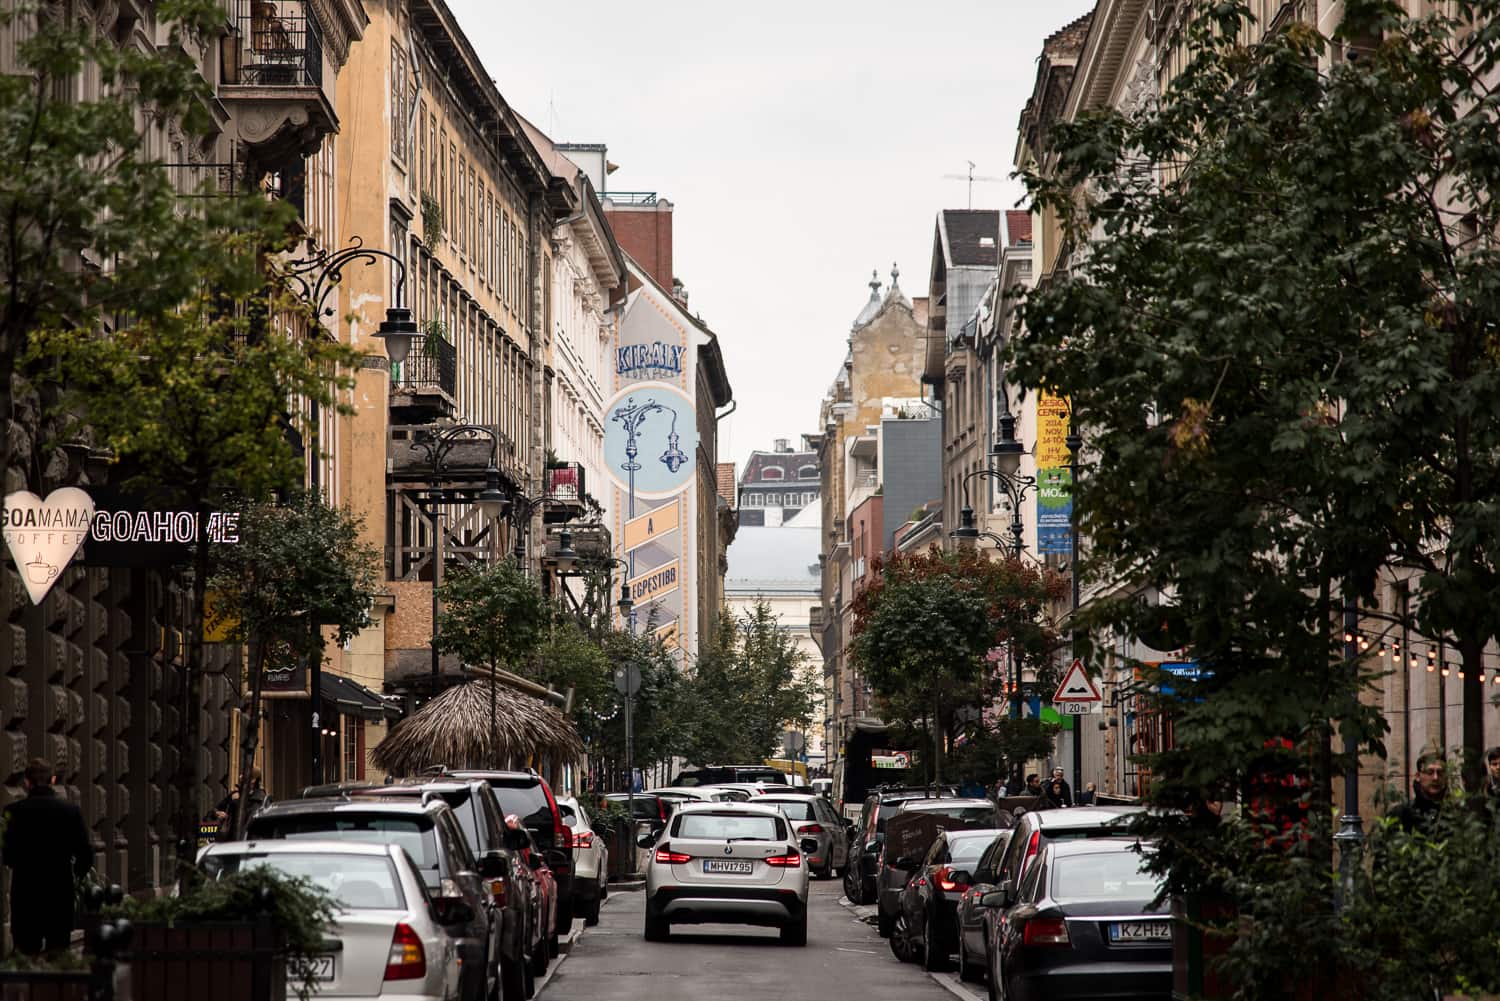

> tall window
[389,218,408,312]
[390,42,411,166]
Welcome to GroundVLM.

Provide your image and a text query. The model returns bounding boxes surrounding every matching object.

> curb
[607,879,646,892]
[533,917,584,996]
[927,971,984,1001]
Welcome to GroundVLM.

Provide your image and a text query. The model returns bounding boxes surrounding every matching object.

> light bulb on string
[1442,665,1452,677]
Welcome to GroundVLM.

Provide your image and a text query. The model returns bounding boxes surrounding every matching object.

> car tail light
[935,866,968,893]
[556,822,573,851]
[1024,830,1041,863]
[574,830,594,849]
[658,799,668,823]
[384,922,427,981]
[765,850,802,867]
[1023,917,1071,947]
[655,846,693,864]
[798,824,825,835]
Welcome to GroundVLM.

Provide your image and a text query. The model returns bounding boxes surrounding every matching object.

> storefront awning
[320,673,397,722]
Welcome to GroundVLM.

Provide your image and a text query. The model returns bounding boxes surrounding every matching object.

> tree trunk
[1460,635,1485,791]
[931,697,944,786]
[176,529,211,889]
[233,636,268,841]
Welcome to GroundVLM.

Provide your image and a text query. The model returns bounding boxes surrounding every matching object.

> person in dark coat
[1024,773,1043,797]
[2,758,93,954]
[1076,782,1097,806]
[1388,750,1446,834]
[214,767,269,842]
[1039,778,1070,810]
[1050,767,1074,807]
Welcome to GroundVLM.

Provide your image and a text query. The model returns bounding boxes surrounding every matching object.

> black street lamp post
[285,238,418,786]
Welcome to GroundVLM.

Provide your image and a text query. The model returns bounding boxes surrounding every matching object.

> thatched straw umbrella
[372,678,584,776]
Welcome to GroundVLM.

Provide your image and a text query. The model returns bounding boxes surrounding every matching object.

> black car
[246,796,500,1001]
[981,838,1169,1001]
[876,798,1007,937]
[449,770,576,934]
[843,786,956,906]
[889,828,1009,973]
[603,792,673,828]
[348,779,545,995]
[956,830,1015,984]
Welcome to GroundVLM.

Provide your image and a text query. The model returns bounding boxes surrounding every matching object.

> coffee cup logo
[3,488,94,604]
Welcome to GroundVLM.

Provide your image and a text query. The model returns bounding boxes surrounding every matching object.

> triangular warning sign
[1052,659,1102,703]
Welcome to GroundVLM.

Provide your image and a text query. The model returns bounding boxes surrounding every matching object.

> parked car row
[199,768,606,1001]
[877,803,1171,1001]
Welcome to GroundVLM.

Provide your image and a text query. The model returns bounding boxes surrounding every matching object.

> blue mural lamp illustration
[610,396,690,629]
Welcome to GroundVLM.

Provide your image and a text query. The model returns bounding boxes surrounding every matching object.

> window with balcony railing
[227,0,323,88]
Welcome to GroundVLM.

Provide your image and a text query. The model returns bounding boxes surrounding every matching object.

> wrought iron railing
[228,0,323,88]
[394,334,457,398]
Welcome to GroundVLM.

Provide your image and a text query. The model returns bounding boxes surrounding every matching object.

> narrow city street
[540,878,979,1001]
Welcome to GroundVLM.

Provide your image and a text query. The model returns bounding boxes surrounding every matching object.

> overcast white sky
[450,1,1095,475]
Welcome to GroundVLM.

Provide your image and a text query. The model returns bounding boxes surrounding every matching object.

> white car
[198,839,461,1000]
[640,802,814,946]
[646,786,741,808]
[756,794,850,880]
[555,796,608,926]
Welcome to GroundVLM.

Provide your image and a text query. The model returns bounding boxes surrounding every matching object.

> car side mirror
[503,827,531,852]
[950,870,973,886]
[979,889,1007,908]
[479,850,508,879]
[894,855,919,870]
[799,838,819,854]
[636,831,657,849]
[544,849,569,870]
[996,879,1015,906]
[432,895,476,926]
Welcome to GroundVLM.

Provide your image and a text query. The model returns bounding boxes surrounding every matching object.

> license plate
[295,955,336,981]
[703,859,754,874]
[1108,921,1170,942]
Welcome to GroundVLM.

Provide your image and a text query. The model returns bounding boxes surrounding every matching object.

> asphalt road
[538,877,982,1001]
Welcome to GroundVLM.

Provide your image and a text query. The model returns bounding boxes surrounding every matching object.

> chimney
[774,438,790,453]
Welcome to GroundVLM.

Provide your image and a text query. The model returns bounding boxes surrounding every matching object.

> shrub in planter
[112,867,336,1001]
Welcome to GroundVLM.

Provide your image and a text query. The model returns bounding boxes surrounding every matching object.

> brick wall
[605,203,673,289]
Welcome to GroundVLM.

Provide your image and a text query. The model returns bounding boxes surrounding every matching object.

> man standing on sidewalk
[2,759,93,954]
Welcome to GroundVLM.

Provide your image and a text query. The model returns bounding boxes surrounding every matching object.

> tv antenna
[941,161,1005,209]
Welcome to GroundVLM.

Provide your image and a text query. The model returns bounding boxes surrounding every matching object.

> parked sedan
[556,796,608,926]
[956,831,1015,985]
[982,838,1169,1001]
[199,839,461,1000]
[756,794,851,879]
[891,829,1007,973]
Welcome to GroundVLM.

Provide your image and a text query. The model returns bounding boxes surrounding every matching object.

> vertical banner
[1035,391,1073,556]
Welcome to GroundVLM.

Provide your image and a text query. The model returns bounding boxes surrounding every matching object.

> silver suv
[640,802,816,946]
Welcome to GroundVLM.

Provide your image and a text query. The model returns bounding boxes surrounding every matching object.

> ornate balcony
[390,334,457,423]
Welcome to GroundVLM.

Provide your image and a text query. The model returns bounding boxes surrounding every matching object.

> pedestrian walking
[1050,767,1074,807]
[1076,782,1097,806]
[1,758,93,955]
[1387,750,1446,834]
[214,767,269,841]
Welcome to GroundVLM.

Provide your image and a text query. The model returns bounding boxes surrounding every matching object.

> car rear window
[486,781,554,830]
[558,803,578,822]
[245,814,440,886]
[203,852,405,910]
[949,836,997,867]
[674,813,785,841]
[1052,850,1161,901]
[762,800,815,821]
[906,804,999,826]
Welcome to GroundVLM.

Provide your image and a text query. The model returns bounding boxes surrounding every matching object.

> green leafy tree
[850,548,1065,784]
[590,627,684,787]
[435,558,549,677]
[679,603,821,765]
[208,493,380,837]
[1007,0,1500,993]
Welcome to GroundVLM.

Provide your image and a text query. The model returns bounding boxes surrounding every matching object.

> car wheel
[583,893,601,926]
[643,911,670,942]
[843,864,862,903]
[922,911,948,972]
[780,914,808,947]
[890,911,914,963]
[500,955,527,1001]
[958,935,984,984]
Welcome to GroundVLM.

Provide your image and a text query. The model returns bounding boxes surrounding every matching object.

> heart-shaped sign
[3,488,95,605]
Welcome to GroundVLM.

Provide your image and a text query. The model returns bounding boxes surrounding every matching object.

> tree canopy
[1008,0,1500,994]
[435,558,549,675]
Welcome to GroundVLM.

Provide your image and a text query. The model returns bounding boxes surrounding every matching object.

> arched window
[798,465,818,479]
[762,466,785,480]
